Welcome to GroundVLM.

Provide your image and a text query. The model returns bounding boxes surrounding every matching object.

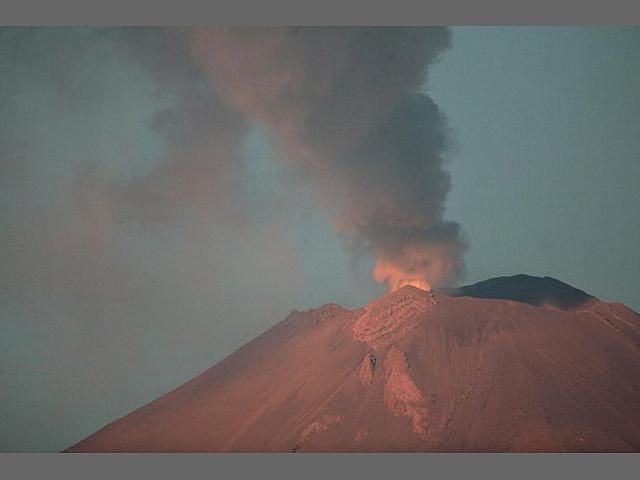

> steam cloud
[1,27,464,451]
[0,27,304,451]
[192,27,466,290]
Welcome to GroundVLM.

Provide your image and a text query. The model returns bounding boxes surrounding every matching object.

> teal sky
[429,27,640,310]
[1,27,639,452]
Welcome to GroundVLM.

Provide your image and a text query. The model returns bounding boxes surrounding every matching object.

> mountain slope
[66,276,640,452]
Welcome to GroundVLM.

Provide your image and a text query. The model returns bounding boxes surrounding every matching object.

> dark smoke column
[192,27,466,291]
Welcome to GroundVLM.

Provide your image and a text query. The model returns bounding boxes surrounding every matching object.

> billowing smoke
[0,27,305,452]
[1,27,464,452]
[192,27,466,290]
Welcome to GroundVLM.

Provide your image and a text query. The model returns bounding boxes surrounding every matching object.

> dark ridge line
[436,274,595,310]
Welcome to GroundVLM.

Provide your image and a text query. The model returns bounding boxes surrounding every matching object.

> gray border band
[2,453,640,479]
[1,0,640,25]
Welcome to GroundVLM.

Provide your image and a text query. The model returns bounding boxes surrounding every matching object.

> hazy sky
[429,27,640,310]
[1,27,639,452]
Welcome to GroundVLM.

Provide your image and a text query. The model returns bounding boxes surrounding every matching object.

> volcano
[66,275,640,452]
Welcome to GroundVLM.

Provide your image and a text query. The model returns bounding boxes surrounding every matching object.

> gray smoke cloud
[0,27,307,452]
[192,27,467,290]
[0,27,464,451]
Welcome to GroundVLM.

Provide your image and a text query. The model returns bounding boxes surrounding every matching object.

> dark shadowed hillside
[437,274,595,309]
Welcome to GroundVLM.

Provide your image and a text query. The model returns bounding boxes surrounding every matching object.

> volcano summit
[67,275,640,452]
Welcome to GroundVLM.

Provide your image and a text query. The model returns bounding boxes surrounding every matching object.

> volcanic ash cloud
[192,27,467,290]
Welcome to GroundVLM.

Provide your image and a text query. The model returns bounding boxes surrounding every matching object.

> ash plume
[192,27,467,290]
[1,27,466,451]
[0,28,305,451]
